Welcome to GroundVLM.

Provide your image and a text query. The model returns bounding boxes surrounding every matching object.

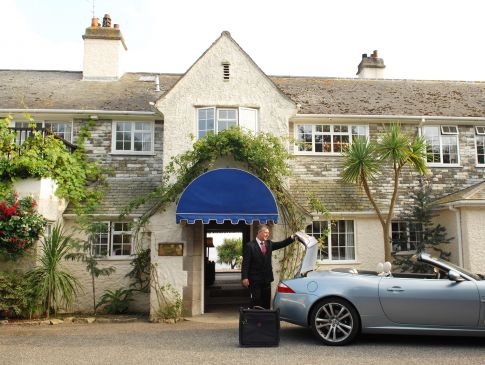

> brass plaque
[158,243,184,256]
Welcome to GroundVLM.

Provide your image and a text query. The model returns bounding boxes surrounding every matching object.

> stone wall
[290,122,485,214]
[74,118,164,178]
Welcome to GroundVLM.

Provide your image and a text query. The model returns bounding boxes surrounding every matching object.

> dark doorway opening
[204,221,251,313]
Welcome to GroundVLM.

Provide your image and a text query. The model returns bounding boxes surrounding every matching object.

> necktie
[261,241,267,255]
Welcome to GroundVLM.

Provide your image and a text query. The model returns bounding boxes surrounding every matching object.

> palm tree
[342,124,428,262]
[27,223,82,318]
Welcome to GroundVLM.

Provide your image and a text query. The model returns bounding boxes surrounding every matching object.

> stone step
[208,288,249,298]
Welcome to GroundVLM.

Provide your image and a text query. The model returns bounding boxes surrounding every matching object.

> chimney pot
[356,50,385,78]
[91,17,99,27]
[102,14,112,27]
[114,23,120,29]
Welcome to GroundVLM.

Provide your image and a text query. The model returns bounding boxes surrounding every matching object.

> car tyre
[310,297,360,346]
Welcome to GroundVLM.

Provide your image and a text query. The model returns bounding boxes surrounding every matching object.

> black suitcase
[239,307,280,347]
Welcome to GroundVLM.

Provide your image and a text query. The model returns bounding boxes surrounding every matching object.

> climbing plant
[0,114,106,216]
[125,127,315,279]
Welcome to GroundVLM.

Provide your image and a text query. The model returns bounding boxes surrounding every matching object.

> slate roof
[289,178,374,213]
[432,181,485,206]
[1,70,485,117]
[64,177,162,216]
[0,70,179,112]
[271,76,485,117]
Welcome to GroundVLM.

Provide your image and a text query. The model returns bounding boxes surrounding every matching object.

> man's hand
[242,278,249,288]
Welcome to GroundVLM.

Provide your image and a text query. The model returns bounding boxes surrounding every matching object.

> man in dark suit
[241,224,296,309]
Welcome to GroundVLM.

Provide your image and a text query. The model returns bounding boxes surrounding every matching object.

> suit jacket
[241,236,294,284]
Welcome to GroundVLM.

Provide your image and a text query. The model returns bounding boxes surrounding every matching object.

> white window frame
[422,125,460,166]
[111,121,155,155]
[305,220,356,263]
[90,221,133,258]
[475,126,485,166]
[294,124,369,155]
[196,107,258,139]
[14,120,73,142]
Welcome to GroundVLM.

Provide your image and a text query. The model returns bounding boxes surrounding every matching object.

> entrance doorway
[204,221,251,313]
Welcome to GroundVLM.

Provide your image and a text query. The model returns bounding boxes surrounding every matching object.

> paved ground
[1,317,485,365]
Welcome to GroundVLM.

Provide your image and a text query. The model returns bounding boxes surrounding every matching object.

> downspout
[449,205,464,267]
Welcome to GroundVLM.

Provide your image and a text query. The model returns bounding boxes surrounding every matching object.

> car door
[378,276,480,327]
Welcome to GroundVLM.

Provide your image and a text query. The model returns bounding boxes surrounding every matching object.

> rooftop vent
[222,61,230,81]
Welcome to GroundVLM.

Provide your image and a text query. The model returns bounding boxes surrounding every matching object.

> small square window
[440,126,458,135]
[475,126,485,135]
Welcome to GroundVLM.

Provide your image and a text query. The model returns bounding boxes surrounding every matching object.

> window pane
[45,122,72,142]
[217,109,237,132]
[116,122,132,151]
[134,123,152,151]
[198,108,215,138]
[112,222,132,256]
[297,125,313,151]
[91,223,110,257]
[477,136,485,164]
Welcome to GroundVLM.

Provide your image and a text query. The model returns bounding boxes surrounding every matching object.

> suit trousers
[249,282,272,309]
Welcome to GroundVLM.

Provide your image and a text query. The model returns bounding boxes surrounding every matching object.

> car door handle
[387,286,404,292]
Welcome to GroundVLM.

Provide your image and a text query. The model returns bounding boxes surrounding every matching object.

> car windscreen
[435,257,482,280]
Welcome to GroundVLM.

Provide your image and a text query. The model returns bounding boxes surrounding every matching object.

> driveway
[1,319,484,365]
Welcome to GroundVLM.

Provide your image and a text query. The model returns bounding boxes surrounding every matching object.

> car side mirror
[448,270,465,282]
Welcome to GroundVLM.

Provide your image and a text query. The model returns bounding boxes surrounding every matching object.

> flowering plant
[0,191,46,260]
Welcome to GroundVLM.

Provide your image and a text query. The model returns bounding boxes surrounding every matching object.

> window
[391,221,422,252]
[475,126,485,165]
[15,121,73,142]
[423,125,459,165]
[305,220,355,261]
[112,121,154,153]
[197,107,258,139]
[295,124,368,154]
[90,222,133,257]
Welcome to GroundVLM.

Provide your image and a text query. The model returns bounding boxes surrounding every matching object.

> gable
[157,31,295,111]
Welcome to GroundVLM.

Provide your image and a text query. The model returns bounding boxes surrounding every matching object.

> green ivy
[0,114,106,215]
[126,127,317,279]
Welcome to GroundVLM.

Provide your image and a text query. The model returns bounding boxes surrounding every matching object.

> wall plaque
[158,243,183,256]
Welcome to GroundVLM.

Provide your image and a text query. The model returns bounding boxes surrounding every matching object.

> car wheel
[310,298,360,346]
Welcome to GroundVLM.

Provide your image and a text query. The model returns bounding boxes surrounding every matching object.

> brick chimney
[356,50,385,79]
[82,14,127,81]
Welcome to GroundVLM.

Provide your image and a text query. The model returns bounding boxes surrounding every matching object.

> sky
[1,0,484,81]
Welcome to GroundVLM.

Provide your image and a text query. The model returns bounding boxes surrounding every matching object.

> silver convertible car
[273,244,485,346]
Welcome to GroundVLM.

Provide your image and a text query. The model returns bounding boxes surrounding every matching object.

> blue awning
[176,168,279,224]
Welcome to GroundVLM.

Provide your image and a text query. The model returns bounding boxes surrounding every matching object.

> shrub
[95,288,133,314]
[0,191,46,260]
[26,224,82,318]
[0,271,36,319]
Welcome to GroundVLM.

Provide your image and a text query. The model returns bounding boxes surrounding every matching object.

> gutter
[291,114,485,123]
[0,108,156,115]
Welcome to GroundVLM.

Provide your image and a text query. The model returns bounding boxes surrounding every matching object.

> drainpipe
[418,118,425,136]
[449,205,464,267]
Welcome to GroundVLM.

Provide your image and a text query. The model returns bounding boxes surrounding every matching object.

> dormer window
[222,62,230,81]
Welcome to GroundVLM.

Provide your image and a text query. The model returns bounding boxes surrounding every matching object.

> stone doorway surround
[203,221,252,313]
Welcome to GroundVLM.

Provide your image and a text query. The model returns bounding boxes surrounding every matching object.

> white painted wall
[460,207,485,273]
[316,217,385,271]
[156,32,296,169]
[83,38,125,80]
[150,33,296,316]
[14,178,67,222]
